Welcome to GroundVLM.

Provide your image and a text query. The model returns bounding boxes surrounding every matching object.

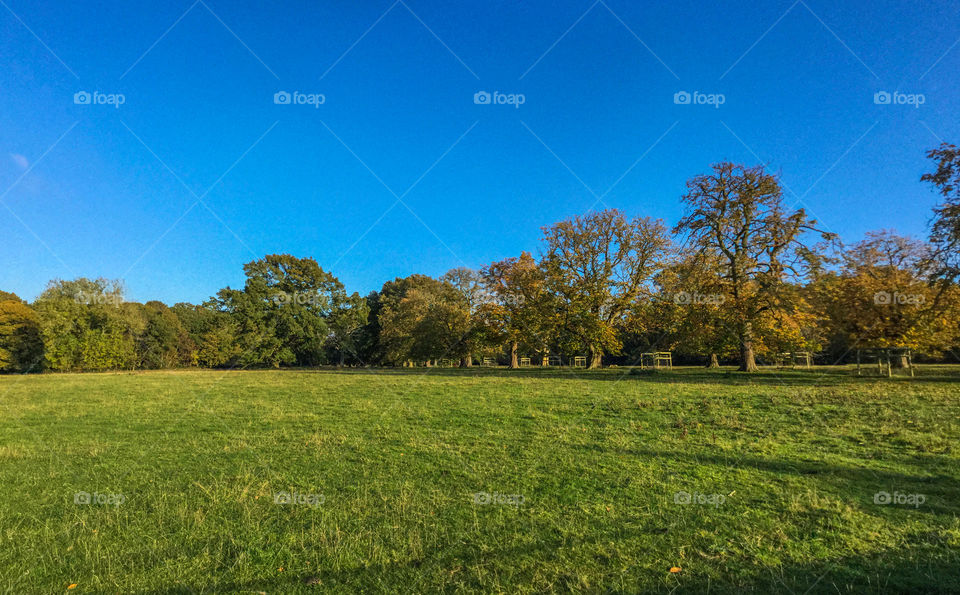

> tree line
[3,146,960,374]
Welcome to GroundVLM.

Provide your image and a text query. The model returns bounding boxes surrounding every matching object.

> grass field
[1,366,959,593]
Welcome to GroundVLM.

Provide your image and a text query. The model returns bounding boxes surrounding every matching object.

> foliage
[922,142,960,284]
[0,296,44,372]
[32,278,135,371]
[542,209,671,367]
[378,275,471,364]
[212,254,348,367]
[481,252,555,367]
[812,231,956,359]
[674,163,832,371]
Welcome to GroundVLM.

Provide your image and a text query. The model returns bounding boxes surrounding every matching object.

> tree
[378,275,471,365]
[812,230,952,364]
[212,255,347,367]
[139,301,188,368]
[632,250,737,367]
[440,267,490,366]
[32,278,135,371]
[326,292,370,366]
[0,294,44,373]
[921,143,960,284]
[197,321,242,368]
[542,209,670,368]
[674,163,832,372]
[481,252,554,368]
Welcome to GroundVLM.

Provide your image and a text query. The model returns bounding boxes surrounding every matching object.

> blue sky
[1,0,958,304]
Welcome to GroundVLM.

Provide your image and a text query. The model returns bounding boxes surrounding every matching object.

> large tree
[542,209,670,368]
[212,255,348,367]
[378,275,471,365]
[32,278,136,371]
[632,250,737,367]
[922,142,960,285]
[674,163,831,372]
[481,251,555,368]
[139,301,192,369]
[812,230,954,364]
[440,267,490,367]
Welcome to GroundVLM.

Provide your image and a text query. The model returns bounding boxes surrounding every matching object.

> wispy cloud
[10,153,29,170]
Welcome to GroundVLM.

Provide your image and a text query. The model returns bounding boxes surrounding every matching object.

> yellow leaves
[67,585,77,590]
[669,567,682,573]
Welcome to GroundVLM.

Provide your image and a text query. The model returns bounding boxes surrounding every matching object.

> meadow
[1,366,958,593]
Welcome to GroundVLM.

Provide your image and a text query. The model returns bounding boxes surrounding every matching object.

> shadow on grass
[569,445,958,518]
[147,530,960,594]
[250,365,960,387]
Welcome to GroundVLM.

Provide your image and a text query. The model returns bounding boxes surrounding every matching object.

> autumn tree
[542,209,670,368]
[440,267,490,367]
[922,142,960,285]
[481,251,555,368]
[812,230,952,364]
[633,250,736,367]
[0,292,44,373]
[674,163,831,372]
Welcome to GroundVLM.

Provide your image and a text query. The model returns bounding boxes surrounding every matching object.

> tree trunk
[892,354,908,368]
[459,354,473,368]
[739,323,759,372]
[589,345,602,369]
[510,341,519,369]
[707,353,719,368]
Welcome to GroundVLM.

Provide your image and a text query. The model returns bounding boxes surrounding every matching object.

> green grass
[1,365,958,593]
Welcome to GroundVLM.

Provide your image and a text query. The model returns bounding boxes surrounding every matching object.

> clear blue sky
[1,0,958,304]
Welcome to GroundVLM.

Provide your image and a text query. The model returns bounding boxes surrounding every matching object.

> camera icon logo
[673,91,691,105]
[274,91,291,105]
[673,491,692,504]
[873,291,892,305]
[74,91,91,105]
[874,91,891,105]
[274,491,292,504]
[673,292,692,305]
[74,491,91,504]
[472,491,492,505]
[474,91,491,105]
[873,491,892,505]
